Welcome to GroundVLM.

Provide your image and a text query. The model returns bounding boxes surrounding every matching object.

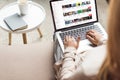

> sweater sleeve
[97,37,107,46]
[59,47,92,80]
[59,47,77,80]
[59,47,85,80]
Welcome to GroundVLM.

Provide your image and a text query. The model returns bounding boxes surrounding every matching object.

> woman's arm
[59,36,80,80]
[55,32,106,80]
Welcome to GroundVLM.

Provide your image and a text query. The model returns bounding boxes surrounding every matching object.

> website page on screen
[51,0,97,30]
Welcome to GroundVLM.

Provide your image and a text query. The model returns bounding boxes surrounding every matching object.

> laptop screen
[50,0,98,30]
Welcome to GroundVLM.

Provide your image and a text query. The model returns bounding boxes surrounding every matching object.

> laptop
[50,0,107,53]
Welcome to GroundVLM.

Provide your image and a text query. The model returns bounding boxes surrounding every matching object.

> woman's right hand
[86,30,103,46]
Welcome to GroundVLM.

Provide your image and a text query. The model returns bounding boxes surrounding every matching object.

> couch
[0,40,55,80]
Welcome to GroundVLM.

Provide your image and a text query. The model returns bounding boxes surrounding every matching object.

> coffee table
[0,1,46,45]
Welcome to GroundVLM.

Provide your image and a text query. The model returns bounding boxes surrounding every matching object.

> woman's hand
[86,30,103,46]
[64,36,80,49]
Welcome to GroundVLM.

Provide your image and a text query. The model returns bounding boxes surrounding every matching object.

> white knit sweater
[54,45,107,80]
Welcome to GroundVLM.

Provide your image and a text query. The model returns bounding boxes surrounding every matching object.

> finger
[64,36,66,41]
[68,35,73,41]
[63,41,67,45]
[77,37,80,48]
[65,36,69,41]
[71,36,76,41]
[77,36,80,43]
[86,30,90,34]
[70,35,72,38]
[86,35,95,43]
[64,38,66,45]
[87,32,95,38]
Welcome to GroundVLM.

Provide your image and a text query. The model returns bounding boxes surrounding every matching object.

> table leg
[8,33,12,45]
[22,33,27,44]
[37,28,43,38]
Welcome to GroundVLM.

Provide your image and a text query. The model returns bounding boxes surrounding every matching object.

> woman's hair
[98,0,120,79]
[106,0,110,3]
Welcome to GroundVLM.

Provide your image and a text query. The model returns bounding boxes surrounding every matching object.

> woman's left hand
[64,36,80,49]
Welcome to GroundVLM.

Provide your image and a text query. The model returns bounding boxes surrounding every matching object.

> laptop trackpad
[77,39,96,53]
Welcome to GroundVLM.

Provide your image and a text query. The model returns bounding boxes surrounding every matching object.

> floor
[0,0,108,45]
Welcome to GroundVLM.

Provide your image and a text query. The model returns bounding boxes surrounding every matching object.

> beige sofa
[0,41,55,80]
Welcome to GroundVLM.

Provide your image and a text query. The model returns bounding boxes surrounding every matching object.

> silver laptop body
[50,0,107,53]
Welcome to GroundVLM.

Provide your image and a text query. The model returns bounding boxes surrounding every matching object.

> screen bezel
[50,0,99,32]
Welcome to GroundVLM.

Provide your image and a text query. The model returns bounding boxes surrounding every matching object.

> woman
[54,0,120,80]
[98,0,120,80]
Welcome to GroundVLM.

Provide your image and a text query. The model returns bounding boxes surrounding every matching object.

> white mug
[18,2,28,16]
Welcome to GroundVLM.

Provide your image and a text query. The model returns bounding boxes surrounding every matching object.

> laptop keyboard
[59,25,103,41]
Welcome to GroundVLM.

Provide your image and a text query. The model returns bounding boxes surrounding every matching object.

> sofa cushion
[0,41,55,80]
